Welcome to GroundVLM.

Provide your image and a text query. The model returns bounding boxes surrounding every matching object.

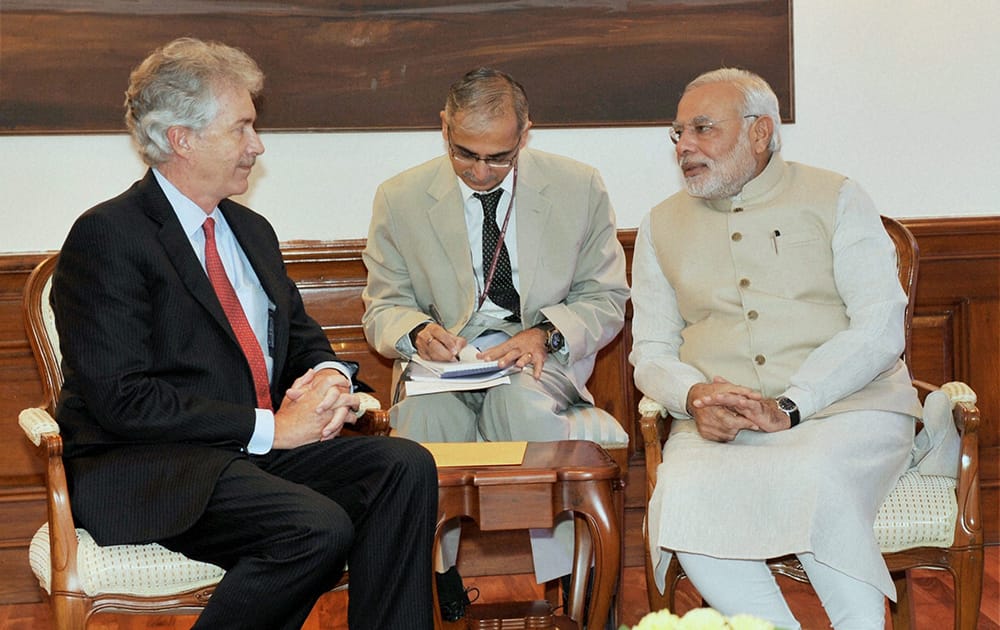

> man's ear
[518,120,533,148]
[751,115,774,154]
[166,126,191,156]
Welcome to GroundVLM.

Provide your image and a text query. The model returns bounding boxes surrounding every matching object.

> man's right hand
[686,376,762,442]
[272,370,358,449]
[413,322,467,362]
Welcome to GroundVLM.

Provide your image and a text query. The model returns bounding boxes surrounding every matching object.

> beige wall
[1,0,998,253]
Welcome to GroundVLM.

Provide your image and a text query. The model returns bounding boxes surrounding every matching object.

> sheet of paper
[410,354,503,378]
[423,441,527,467]
[404,373,512,396]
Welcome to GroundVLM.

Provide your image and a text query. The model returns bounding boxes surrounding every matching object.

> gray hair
[443,68,530,134]
[124,37,264,166]
[685,68,782,152]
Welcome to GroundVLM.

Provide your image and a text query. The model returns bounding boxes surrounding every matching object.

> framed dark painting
[0,1,793,133]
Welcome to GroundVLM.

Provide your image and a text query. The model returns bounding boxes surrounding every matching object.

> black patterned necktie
[476,189,521,321]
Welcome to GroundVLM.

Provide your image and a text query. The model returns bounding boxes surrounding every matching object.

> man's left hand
[479,328,548,379]
[281,368,358,440]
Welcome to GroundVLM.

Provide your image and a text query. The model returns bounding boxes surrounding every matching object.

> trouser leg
[261,437,438,630]
[675,552,801,630]
[392,391,479,441]
[160,458,353,630]
[798,553,885,630]
[479,371,575,441]
[164,437,438,630]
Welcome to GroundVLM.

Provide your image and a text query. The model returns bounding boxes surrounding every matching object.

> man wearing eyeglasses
[631,68,921,629]
[362,68,628,621]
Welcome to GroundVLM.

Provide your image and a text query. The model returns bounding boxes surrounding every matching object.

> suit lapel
[512,152,552,312]
[139,172,234,340]
[427,162,479,318]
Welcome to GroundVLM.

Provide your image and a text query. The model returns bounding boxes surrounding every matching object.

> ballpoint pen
[428,303,446,327]
[428,304,460,361]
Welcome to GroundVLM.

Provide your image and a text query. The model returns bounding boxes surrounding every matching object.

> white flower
[623,608,775,630]
[728,614,776,630]
[677,607,728,629]
[631,609,680,630]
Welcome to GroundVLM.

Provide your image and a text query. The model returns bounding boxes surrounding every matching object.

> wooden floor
[1,546,996,629]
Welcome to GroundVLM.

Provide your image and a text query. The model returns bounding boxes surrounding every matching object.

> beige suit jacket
[362,148,628,401]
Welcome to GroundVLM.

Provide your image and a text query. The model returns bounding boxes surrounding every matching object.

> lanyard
[477,167,518,310]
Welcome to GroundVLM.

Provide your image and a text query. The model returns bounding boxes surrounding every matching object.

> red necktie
[203,218,272,410]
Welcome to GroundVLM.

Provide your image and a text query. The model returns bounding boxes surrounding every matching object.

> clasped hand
[687,376,790,442]
[414,323,547,379]
[273,368,359,449]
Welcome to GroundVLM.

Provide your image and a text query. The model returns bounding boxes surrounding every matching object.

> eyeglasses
[668,115,760,145]
[447,130,520,169]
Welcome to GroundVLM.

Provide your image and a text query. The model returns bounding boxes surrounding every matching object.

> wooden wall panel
[0,217,996,604]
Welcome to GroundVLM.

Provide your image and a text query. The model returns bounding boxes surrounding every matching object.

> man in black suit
[51,37,437,630]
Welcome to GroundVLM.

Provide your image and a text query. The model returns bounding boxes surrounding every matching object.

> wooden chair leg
[952,547,985,630]
[52,593,89,630]
[664,555,684,612]
[889,570,915,630]
[643,554,667,613]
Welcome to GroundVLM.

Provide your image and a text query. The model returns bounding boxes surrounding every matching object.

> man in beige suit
[631,68,921,630]
[362,68,628,621]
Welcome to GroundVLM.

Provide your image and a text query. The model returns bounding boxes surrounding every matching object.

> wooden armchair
[637,216,984,629]
[19,254,391,630]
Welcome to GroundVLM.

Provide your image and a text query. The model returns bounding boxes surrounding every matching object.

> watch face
[777,397,796,413]
[548,330,565,352]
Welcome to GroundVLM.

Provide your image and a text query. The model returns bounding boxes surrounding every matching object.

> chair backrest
[23,254,62,414]
[880,216,919,364]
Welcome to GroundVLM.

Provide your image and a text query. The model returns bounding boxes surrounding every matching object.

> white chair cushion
[565,404,630,449]
[30,523,224,597]
[874,470,957,552]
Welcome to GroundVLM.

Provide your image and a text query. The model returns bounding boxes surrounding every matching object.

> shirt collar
[152,168,224,239]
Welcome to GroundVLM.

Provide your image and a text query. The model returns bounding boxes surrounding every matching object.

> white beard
[681,133,757,200]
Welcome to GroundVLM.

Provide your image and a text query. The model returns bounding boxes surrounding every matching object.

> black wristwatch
[409,321,430,346]
[775,396,800,427]
[534,321,565,353]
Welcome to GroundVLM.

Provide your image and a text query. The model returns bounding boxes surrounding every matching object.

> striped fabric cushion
[564,404,630,448]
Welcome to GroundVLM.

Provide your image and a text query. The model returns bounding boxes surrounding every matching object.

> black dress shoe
[436,566,475,622]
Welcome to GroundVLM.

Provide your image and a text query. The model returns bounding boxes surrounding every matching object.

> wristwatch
[534,321,565,353]
[775,396,800,427]
[409,321,430,347]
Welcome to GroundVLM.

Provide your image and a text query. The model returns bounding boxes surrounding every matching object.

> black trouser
[161,436,438,630]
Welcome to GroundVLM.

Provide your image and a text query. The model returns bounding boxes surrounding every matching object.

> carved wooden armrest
[346,392,391,436]
[912,380,982,546]
[638,396,671,501]
[18,407,84,594]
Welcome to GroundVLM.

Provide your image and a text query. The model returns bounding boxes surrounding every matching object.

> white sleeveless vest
[648,155,920,419]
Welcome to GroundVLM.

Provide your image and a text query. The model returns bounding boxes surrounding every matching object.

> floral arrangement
[620,608,775,630]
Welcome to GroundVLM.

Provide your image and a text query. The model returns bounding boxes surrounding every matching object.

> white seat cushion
[30,524,224,597]
[874,470,958,552]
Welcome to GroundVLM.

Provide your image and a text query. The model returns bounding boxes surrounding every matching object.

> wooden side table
[433,440,621,630]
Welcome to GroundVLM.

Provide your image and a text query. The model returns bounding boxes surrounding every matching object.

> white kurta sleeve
[629,213,708,417]
[782,180,909,418]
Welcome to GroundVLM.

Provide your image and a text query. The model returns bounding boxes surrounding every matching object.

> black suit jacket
[53,170,354,545]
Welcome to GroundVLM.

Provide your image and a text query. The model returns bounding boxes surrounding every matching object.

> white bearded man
[629,68,921,629]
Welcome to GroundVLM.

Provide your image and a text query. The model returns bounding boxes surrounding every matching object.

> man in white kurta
[630,68,921,629]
